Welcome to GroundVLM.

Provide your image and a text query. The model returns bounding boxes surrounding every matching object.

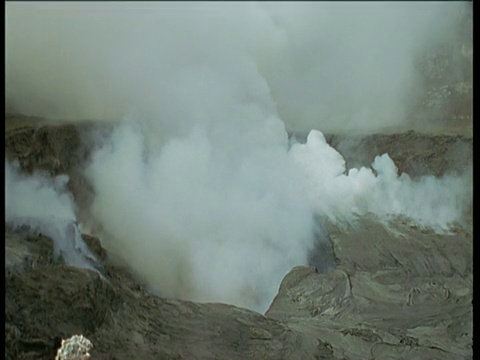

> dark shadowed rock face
[5,228,337,360]
[307,218,337,274]
[4,115,112,225]
[5,117,472,359]
[5,120,82,176]
[326,131,472,179]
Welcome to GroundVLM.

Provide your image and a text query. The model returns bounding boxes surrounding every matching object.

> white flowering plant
[55,334,93,360]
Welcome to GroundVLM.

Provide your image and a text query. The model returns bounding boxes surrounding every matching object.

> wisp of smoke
[5,2,472,313]
[5,161,98,272]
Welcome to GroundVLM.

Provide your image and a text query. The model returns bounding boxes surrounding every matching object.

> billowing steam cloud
[289,130,472,231]
[85,121,471,312]
[5,2,472,313]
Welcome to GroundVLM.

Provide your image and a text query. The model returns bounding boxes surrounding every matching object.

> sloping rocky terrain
[5,114,472,359]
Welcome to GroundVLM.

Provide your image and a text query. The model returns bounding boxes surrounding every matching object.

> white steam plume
[5,3,472,313]
[86,110,317,313]
[289,130,472,232]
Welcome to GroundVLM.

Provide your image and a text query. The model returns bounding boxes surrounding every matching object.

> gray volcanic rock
[5,227,337,360]
[267,220,472,359]
[326,131,472,179]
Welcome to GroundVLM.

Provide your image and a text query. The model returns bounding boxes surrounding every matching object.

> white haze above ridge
[6,2,468,132]
[5,2,472,312]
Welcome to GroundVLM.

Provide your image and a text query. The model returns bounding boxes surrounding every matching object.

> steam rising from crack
[5,162,98,272]
[5,2,472,312]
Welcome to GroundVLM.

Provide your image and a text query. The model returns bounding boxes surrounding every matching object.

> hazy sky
[6,2,469,132]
